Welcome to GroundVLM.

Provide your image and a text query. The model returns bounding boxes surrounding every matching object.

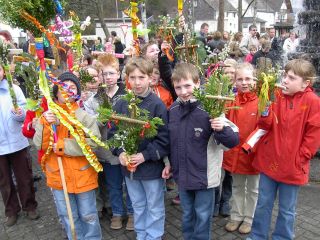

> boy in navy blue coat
[168,63,239,240]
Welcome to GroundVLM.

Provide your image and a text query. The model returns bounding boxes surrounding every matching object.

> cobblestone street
[1,160,320,240]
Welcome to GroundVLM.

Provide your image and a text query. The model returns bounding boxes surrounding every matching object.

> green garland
[97,91,163,155]
[0,0,62,37]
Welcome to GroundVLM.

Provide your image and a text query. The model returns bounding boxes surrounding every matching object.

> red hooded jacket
[223,92,259,174]
[251,87,320,185]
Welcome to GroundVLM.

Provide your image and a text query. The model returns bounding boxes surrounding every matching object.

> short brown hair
[96,53,119,71]
[212,31,222,41]
[172,63,199,84]
[140,40,158,56]
[285,59,316,85]
[125,57,153,76]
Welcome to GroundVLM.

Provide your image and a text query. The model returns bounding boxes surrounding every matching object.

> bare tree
[217,0,224,32]
[238,0,256,32]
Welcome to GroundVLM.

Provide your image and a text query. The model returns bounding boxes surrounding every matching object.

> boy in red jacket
[246,59,320,239]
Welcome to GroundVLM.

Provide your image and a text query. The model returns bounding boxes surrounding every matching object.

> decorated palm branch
[255,67,283,114]
[97,91,163,173]
[0,39,19,110]
[194,68,235,118]
[156,15,179,62]
[14,53,43,115]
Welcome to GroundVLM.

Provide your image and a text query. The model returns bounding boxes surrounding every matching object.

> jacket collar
[237,91,257,104]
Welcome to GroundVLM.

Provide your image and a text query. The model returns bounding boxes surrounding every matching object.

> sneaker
[27,210,39,220]
[225,220,242,232]
[171,195,180,205]
[238,221,252,234]
[5,215,18,227]
[126,215,134,231]
[110,216,122,230]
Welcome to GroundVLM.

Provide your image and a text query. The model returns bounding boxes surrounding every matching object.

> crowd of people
[0,20,319,240]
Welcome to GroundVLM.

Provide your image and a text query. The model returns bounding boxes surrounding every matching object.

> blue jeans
[103,163,133,216]
[214,170,232,215]
[179,188,215,240]
[125,177,165,240]
[249,173,299,240]
[52,189,102,240]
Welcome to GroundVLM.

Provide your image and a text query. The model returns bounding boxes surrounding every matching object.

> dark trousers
[0,148,37,217]
[214,170,233,214]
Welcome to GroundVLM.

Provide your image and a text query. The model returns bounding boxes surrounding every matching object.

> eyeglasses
[100,71,118,77]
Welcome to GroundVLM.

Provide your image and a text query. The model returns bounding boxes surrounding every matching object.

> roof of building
[242,17,267,23]
[204,0,237,12]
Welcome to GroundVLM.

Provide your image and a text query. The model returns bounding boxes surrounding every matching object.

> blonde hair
[125,57,153,76]
[285,59,317,85]
[235,63,256,78]
[96,54,119,71]
[171,63,199,84]
[224,59,237,68]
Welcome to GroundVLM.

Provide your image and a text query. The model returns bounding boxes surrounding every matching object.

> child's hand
[119,152,128,166]
[162,165,171,179]
[129,153,145,168]
[161,41,170,54]
[43,110,58,124]
[210,117,224,132]
[31,117,38,129]
[12,107,23,116]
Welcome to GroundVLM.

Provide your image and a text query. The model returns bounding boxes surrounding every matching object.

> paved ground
[1,158,320,240]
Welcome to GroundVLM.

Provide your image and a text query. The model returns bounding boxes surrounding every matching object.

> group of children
[0,42,319,240]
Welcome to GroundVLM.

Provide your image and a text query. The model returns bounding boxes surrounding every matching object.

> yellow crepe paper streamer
[38,70,103,172]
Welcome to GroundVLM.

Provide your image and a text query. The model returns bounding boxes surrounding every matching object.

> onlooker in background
[244,45,257,64]
[240,25,260,56]
[207,31,225,54]
[197,22,209,45]
[113,37,125,65]
[283,31,299,54]
[92,37,104,52]
[252,39,274,69]
[268,28,283,66]
[229,32,244,61]
[223,31,231,45]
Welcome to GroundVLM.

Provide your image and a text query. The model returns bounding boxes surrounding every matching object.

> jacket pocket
[74,161,97,188]
[295,151,308,174]
[46,164,62,189]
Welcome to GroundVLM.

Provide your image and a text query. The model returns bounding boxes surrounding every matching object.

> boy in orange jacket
[245,59,320,239]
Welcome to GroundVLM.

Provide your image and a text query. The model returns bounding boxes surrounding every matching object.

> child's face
[99,65,119,87]
[86,68,100,91]
[235,69,255,93]
[281,70,309,96]
[174,78,200,102]
[151,68,160,87]
[250,49,256,55]
[0,65,4,80]
[57,80,78,103]
[146,44,160,61]
[224,67,236,84]
[128,68,151,96]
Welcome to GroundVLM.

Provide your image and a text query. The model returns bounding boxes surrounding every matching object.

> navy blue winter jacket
[168,99,239,190]
[112,91,170,180]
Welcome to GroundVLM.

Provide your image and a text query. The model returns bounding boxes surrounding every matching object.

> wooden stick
[57,156,77,240]
[13,55,55,65]
[205,95,235,101]
[175,44,198,50]
[111,114,148,125]
[274,83,287,90]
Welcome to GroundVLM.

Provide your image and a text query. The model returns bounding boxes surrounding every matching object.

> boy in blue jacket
[113,57,170,240]
[168,63,239,240]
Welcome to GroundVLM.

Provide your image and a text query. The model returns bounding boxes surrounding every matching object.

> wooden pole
[57,156,77,240]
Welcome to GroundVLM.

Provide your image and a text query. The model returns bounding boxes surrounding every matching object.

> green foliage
[0,39,10,65]
[97,91,164,155]
[78,68,96,89]
[194,69,235,118]
[0,0,63,37]
[14,53,40,101]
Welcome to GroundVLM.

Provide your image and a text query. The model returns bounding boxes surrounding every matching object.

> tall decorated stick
[178,0,184,16]
[35,38,77,240]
